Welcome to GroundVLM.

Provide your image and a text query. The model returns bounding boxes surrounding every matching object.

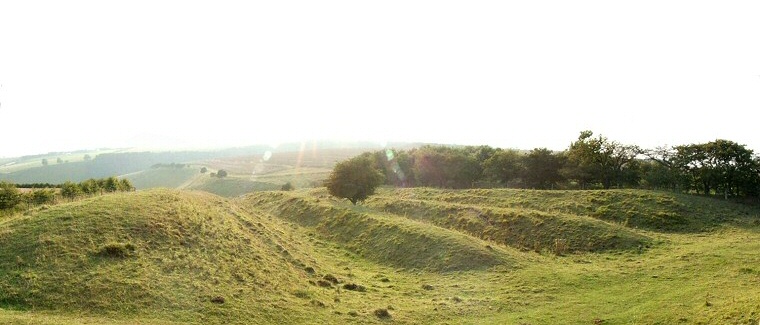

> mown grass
[1,187,759,324]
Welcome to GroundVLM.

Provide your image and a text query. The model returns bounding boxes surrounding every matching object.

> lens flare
[385,149,395,161]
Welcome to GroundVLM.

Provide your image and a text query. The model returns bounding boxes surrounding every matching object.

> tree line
[0,182,58,211]
[60,177,135,200]
[0,177,135,213]
[348,131,759,199]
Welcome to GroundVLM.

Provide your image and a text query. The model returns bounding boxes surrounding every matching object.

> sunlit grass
[1,188,759,324]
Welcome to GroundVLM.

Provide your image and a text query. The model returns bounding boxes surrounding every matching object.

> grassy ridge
[382,188,755,231]
[240,191,513,271]
[366,196,650,253]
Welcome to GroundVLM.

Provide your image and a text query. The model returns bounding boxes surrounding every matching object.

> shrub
[61,181,83,200]
[29,189,56,205]
[0,182,22,210]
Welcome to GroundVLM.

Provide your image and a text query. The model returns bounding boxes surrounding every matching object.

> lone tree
[217,169,228,178]
[200,167,208,174]
[325,156,384,204]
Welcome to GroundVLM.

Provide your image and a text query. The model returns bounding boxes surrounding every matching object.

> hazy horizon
[1,1,759,158]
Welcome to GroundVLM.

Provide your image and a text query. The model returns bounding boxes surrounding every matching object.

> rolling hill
[1,188,759,324]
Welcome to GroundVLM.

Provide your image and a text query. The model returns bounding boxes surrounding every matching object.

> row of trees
[333,131,759,200]
[1,177,136,212]
[60,177,135,200]
[210,169,228,178]
[1,182,56,210]
[41,154,92,166]
[644,140,760,198]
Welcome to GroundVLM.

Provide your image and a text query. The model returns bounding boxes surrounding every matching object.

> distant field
[181,148,364,197]
[0,150,220,184]
[0,149,121,174]
[1,146,383,197]
[189,176,281,197]
[185,167,330,197]
[202,147,372,174]
[2,188,759,324]
[122,166,200,190]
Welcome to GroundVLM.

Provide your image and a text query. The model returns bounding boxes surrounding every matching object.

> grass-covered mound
[0,190,315,323]
[380,188,756,232]
[366,197,650,253]
[240,191,514,271]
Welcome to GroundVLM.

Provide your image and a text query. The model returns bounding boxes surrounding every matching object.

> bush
[29,189,56,205]
[0,182,22,210]
[119,178,135,192]
[61,181,83,200]
[281,182,294,191]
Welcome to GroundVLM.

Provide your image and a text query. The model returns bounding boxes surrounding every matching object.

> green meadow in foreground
[1,188,759,324]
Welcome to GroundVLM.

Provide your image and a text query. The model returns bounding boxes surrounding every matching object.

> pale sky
[1,1,759,158]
